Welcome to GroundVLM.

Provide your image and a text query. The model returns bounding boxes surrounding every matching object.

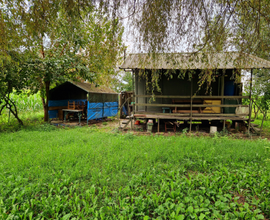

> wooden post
[132,70,135,130]
[135,71,138,112]
[189,77,193,133]
[221,73,225,107]
[144,82,147,112]
[130,94,134,129]
[221,72,225,130]
[158,118,160,132]
[119,93,123,119]
[248,69,253,134]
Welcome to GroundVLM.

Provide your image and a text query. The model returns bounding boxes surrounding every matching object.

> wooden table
[164,121,176,132]
[62,109,83,123]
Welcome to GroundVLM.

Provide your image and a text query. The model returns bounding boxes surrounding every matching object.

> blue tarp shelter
[48,81,119,123]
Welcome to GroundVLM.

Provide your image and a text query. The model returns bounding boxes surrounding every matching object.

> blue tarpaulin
[110,106,118,116]
[48,99,118,121]
[48,110,58,119]
[88,102,118,121]
[87,102,103,120]
[49,99,86,107]
[103,102,118,118]
[48,99,87,119]
[122,106,127,115]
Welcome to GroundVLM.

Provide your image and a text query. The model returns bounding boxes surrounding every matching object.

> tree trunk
[8,105,23,125]
[41,96,46,117]
[4,98,23,125]
[253,105,257,119]
[44,80,50,122]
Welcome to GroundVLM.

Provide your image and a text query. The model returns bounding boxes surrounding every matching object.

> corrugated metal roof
[71,81,118,94]
[120,52,270,69]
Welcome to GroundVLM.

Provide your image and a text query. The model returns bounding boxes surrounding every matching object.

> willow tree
[95,0,270,53]
[97,0,270,91]
[1,1,124,121]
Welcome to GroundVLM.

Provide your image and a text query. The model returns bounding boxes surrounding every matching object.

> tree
[0,51,29,125]
[1,1,124,122]
[120,71,133,92]
[95,1,270,54]
[93,1,270,94]
[108,70,133,93]
[244,69,270,119]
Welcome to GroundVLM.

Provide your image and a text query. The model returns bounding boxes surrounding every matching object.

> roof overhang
[120,52,270,70]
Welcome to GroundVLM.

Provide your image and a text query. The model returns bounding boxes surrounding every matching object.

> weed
[1,94,270,218]
[182,127,188,134]
[1,130,270,219]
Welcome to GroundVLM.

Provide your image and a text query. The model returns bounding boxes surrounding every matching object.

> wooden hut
[120,52,270,132]
[48,81,118,123]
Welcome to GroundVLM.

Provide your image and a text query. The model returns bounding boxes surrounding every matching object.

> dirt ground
[50,118,268,140]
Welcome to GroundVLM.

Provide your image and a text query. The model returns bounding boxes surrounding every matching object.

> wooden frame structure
[133,95,250,132]
[120,52,270,133]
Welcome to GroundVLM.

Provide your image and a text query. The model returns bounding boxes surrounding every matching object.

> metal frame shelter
[120,52,270,133]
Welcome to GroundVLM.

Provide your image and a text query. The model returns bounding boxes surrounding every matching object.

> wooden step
[252,127,261,134]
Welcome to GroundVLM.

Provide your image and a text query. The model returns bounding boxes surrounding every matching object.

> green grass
[0,92,44,132]
[0,110,44,132]
[0,92,270,219]
[10,92,43,112]
[0,127,270,219]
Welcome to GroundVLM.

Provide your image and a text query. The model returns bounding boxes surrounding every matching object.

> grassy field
[0,93,270,219]
[0,125,270,219]
[0,92,43,132]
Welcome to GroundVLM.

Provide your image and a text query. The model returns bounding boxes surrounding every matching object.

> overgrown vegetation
[0,93,43,132]
[1,2,125,122]
[0,128,270,219]
[1,92,270,218]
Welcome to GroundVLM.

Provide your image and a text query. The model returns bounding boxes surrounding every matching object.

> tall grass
[0,92,44,132]
[10,92,43,112]
[0,128,269,219]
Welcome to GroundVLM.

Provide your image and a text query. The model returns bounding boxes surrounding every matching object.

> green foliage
[121,71,133,92]
[9,92,43,112]
[0,129,270,219]
[0,51,30,125]
[99,1,270,56]
[1,2,125,122]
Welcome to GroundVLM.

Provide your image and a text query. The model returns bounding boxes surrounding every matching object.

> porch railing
[133,95,249,116]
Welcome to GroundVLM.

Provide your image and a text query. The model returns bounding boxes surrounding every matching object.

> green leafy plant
[1,129,270,219]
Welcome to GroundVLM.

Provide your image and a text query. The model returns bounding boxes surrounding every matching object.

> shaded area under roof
[120,52,270,70]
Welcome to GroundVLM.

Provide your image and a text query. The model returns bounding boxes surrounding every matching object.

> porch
[133,95,251,132]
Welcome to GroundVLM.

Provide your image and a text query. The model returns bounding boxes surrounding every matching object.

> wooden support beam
[134,114,250,121]
[190,77,193,133]
[135,103,249,108]
[134,95,249,99]
[221,73,225,113]
[48,106,67,110]
[132,71,135,130]
[133,111,249,117]
[131,95,134,129]
[135,73,138,112]
[248,69,253,134]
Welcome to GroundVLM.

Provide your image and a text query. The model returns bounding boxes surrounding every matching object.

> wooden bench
[172,99,204,113]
